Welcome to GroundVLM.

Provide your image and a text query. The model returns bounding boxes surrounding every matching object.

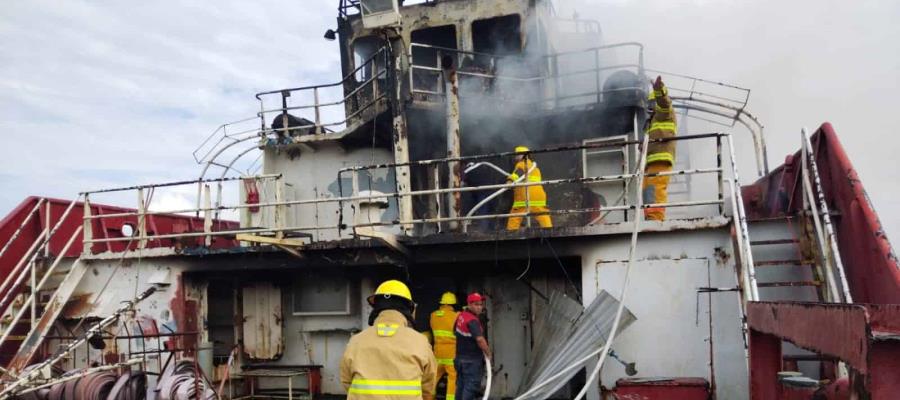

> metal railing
[0,197,84,371]
[79,132,749,250]
[409,42,645,107]
[255,46,390,139]
[800,127,852,303]
[408,42,769,176]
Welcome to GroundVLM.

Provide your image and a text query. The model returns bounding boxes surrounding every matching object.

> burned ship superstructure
[0,1,897,399]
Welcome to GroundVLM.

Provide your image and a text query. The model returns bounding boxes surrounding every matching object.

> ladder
[0,197,88,375]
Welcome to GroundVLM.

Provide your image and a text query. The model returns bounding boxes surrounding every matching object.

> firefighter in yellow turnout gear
[507,146,552,229]
[341,280,437,400]
[643,76,677,221]
[429,292,460,400]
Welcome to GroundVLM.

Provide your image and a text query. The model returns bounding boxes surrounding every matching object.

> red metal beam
[868,341,900,398]
[748,330,781,400]
[747,302,871,373]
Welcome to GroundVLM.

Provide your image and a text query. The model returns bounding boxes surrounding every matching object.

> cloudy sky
[1,0,898,241]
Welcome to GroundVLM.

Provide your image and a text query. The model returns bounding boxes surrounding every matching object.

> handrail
[83,132,731,246]
[0,229,48,306]
[255,46,390,99]
[0,198,46,263]
[725,134,759,301]
[801,127,852,303]
[0,227,83,351]
[0,197,80,313]
[407,43,768,177]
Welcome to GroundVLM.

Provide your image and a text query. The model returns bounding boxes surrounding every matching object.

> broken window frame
[291,275,354,316]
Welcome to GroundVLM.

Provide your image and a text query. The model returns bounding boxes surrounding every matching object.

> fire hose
[482,355,492,400]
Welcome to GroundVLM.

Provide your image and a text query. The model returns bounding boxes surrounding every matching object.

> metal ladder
[0,197,89,375]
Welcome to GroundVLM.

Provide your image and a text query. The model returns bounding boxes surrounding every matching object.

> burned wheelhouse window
[411,25,458,92]
[472,15,523,56]
[292,274,352,315]
[353,36,388,83]
[360,0,395,15]
[412,25,458,66]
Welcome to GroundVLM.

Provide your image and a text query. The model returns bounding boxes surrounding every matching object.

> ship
[0,0,897,399]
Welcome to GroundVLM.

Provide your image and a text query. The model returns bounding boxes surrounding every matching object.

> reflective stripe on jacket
[646,86,677,165]
[341,310,437,399]
[509,159,547,208]
[430,305,458,365]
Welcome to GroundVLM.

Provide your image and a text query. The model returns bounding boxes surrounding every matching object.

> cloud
[1,0,898,243]
[554,0,900,242]
[0,0,340,213]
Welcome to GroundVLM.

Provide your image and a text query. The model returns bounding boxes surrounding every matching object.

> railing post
[313,87,322,135]
[371,60,378,102]
[137,188,147,250]
[274,178,285,240]
[29,259,36,329]
[44,201,51,258]
[82,194,92,255]
[443,60,462,231]
[203,185,213,246]
[594,49,601,104]
[717,135,724,215]
[433,166,442,233]
[351,171,360,228]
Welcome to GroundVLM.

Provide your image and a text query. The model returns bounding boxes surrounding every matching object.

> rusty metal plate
[747,302,870,373]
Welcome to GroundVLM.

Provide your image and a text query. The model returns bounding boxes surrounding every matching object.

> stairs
[747,216,823,302]
[0,197,87,374]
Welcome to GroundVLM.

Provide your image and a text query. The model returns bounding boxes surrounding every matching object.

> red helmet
[467,292,485,303]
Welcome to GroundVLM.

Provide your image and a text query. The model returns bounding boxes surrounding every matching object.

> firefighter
[454,293,491,400]
[506,146,552,229]
[341,280,437,400]
[643,76,677,221]
[430,292,460,400]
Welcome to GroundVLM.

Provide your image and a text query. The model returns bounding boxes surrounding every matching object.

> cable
[542,237,581,302]
[515,241,532,281]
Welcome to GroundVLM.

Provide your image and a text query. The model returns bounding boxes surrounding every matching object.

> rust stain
[61,293,94,319]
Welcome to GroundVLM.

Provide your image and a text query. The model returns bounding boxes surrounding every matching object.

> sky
[1,0,898,242]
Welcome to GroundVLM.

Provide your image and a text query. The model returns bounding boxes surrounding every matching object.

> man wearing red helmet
[453,292,491,400]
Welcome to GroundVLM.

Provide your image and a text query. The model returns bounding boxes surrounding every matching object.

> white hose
[514,134,649,400]
[570,133,649,400]
[482,355,492,400]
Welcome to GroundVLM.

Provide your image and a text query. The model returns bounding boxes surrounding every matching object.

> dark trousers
[455,358,484,400]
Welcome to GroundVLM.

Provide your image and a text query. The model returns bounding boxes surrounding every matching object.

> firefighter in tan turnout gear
[643,76,677,220]
[341,280,438,400]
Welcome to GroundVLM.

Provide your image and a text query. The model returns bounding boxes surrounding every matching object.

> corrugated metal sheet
[242,282,284,360]
[517,290,636,400]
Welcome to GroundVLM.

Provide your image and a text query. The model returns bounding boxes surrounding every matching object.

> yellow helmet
[368,280,413,305]
[439,291,458,305]
[514,146,529,154]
